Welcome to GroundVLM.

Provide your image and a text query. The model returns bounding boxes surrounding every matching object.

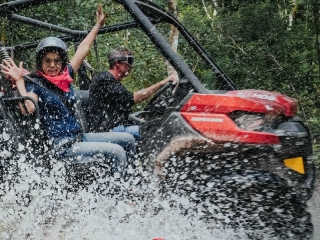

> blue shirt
[25,65,82,141]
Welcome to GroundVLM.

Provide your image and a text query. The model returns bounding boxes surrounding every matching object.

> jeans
[110,125,140,140]
[54,132,135,177]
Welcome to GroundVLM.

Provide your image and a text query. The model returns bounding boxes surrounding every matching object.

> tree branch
[227,36,246,54]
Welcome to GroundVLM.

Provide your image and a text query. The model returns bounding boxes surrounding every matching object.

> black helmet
[36,37,68,71]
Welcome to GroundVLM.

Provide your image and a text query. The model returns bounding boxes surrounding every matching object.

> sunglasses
[115,55,134,67]
[43,58,62,66]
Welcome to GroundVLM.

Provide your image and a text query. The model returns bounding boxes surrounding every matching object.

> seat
[74,90,90,133]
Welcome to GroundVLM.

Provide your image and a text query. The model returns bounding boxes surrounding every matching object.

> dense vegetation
[1,0,320,163]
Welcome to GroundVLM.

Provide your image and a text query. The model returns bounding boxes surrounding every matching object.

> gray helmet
[36,37,68,70]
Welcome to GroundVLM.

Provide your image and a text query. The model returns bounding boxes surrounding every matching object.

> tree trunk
[0,0,8,44]
[211,0,218,16]
[289,1,298,28]
[167,0,179,80]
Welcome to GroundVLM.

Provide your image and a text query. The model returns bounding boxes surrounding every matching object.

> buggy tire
[191,171,313,239]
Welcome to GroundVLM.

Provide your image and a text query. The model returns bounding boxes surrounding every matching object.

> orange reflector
[284,157,305,174]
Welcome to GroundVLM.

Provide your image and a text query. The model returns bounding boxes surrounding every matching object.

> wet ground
[308,172,320,240]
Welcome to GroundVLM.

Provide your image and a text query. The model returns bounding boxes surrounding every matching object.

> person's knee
[110,125,125,132]
[122,133,135,151]
[126,125,140,140]
[106,143,127,160]
[109,132,136,153]
[110,125,140,140]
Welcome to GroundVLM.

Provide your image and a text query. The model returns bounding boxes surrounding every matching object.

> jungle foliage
[1,0,320,159]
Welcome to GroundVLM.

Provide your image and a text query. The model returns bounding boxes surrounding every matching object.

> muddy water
[308,174,320,240]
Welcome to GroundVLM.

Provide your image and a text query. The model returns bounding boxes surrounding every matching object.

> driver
[87,47,176,139]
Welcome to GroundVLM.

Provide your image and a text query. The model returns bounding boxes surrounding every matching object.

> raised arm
[69,3,107,73]
[0,59,38,114]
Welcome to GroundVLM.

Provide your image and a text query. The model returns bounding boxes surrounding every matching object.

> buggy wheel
[193,171,313,239]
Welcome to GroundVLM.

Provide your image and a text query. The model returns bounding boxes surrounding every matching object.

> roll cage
[0,0,237,92]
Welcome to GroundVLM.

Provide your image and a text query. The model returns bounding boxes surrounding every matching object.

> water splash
[0,154,255,240]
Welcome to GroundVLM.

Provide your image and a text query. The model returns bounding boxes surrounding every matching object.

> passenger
[0,4,135,178]
[87,47,176,139]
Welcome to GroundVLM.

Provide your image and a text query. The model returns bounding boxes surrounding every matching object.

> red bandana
[38,67,73,92]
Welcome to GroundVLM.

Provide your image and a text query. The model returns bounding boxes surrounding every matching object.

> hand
[0,58,24,82]
[96,3,107,27]
[162,73,178,85]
